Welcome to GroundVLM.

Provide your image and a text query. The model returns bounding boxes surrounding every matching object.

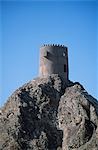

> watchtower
[39,44,69,82]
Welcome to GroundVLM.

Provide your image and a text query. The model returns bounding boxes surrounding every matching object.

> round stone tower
[39,44,69,82]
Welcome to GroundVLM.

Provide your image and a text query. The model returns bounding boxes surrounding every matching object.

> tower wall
[39,44,69,81]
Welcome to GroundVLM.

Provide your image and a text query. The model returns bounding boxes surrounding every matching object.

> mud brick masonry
[39,44,69,82]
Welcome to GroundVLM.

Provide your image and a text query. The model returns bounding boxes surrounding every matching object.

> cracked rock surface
[0,74,98,150]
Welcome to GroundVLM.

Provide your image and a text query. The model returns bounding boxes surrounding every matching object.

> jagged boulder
[0,75,98,150]
[58,83,98,150]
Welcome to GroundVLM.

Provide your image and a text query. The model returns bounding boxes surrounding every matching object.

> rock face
[0,74,98,150]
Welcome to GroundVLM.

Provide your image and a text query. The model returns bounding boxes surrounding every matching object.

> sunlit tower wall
[39,44,69,82]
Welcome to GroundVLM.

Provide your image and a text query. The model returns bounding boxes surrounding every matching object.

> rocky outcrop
[0,74,98,150]
[58,83,98,150]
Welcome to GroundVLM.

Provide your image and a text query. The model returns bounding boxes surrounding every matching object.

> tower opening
[64,64,66,72]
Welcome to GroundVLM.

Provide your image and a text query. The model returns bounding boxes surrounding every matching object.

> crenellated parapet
[41,44,67,48]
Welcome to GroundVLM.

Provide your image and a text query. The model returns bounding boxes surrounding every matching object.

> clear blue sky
[0,0,98,106]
